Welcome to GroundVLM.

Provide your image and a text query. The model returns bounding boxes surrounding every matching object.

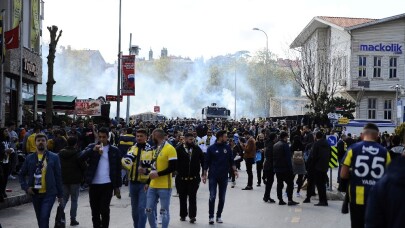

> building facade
[0,0,43,127]
[291,14,405,123]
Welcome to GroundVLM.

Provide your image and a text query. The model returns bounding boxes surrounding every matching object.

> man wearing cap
[341,123,391,228]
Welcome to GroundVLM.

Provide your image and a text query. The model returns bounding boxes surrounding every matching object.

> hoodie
[365,157,405,228]
[59,147,86,184]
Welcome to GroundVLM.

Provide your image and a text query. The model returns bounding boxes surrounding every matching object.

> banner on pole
[75,99,102,116]
[13,0,22,28]
[121,55,135,96]
[30,0,40,49]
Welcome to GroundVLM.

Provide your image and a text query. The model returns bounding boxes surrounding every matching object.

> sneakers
[288,201,299,206]
[190,217,196,224]
[303,198,311,203]
[180,217,186,221]
[263,197,276,203]
[314,202,328,206]
[279,200,287,205]
[231,181,236,188]
[216,217,223,223]
[296,192,302,198]
[8,175,16,180]
[209,218,215,225]
[70,220,79,226]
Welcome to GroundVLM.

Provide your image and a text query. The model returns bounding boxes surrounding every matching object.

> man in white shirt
[80,128,122,228]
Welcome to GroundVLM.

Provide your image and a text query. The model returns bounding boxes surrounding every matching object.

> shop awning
[24,94,77,111]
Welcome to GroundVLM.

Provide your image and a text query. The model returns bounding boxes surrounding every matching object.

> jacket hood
[386,157,405,186]
[59,147,80,159]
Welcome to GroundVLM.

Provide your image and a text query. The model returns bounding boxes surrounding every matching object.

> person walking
[80,128,122,228]
[145,129,177,228]
[59,136,86,226]
[273,131,298,206]
[202,130,238,225]
[118,127,136,186]
[290,135,306,198]
[255,133,265,187]
[18,133,63,228]
[122,129,154,228]
[263,131,277,203]
[341,123,391,228]
[175,133,204,223]
[240,131,256,190]
[304,131,330,206]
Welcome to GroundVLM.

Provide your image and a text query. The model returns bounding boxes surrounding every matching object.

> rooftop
[318,16,376,28]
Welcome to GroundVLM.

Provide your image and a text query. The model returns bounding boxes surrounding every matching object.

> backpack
[293,151,304,165]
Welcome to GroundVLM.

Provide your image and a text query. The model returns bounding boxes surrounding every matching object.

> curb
[0,194,32,210]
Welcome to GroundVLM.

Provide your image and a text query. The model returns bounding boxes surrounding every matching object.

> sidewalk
[0,178,32,210]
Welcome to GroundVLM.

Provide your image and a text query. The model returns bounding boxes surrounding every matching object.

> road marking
[291,217,300,223]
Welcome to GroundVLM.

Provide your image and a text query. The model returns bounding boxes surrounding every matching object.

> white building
[291,13,405,123]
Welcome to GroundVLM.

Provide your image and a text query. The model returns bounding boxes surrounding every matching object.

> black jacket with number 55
[175,144,204,182]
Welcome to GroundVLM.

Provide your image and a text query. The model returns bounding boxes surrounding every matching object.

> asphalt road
[0,166,350,228]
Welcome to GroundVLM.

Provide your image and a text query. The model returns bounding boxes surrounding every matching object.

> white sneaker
[8,175,16,180]
[216,217,223,223]
[296,192,302,198]
[209,218,215,225]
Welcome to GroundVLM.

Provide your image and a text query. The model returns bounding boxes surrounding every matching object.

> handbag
[54,203,66,228]
[292,151,304,165]
[255,150,262,163]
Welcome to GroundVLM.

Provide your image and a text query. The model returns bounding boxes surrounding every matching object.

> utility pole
[126,33,132,124]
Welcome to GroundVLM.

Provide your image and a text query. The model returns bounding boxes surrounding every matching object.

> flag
[5,25,19,50]
[0,15,4,62]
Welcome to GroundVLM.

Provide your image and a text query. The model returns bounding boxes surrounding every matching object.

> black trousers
[244,158,254,187]
[306,171,315,199]
[263,169,275,200]
[89,183,113,228]
[294,174,304,193]
[0,163,11,196]
[275,172,294,201]
[256,162,263,185]
[176,178,199,219]
[349,203,365,228]
[314,171,328,203]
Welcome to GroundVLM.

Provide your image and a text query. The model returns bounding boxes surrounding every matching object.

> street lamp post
[253,28,269,117]
[116,0,122,121]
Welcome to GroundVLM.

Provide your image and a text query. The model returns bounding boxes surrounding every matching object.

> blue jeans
[146,188,172,228]
[32,194,56,228]
[209,177,228,219]
[130,182,147,228]
[63,184,80,221]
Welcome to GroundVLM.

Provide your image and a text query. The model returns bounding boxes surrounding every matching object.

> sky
[42,0,405,63]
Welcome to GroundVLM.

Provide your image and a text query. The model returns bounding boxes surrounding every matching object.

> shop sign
[360,43,402,54]
[23,58,39,76]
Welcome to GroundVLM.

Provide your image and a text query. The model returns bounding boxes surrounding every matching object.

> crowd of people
[0,117,405,228]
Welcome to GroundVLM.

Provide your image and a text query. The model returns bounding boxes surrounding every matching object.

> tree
[45,26,62,124]
[287,38,346,118]
[328,97,356,119]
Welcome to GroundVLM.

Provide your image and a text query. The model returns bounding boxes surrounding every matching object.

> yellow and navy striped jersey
[343,141,391,205]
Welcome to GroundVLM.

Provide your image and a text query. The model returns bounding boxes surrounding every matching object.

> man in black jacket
[80,128,122,228]
[59,136,86,226]
[263,131,277,203]
[304,131,330,206]
[175,133,204,223]
[273,131,298,206]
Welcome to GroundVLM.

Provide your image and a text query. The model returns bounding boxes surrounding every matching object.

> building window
[358,56,366,77]
[368,98,377,119]
[389,57,397,78]
[373,56,381,78]
[384,100,392,120]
